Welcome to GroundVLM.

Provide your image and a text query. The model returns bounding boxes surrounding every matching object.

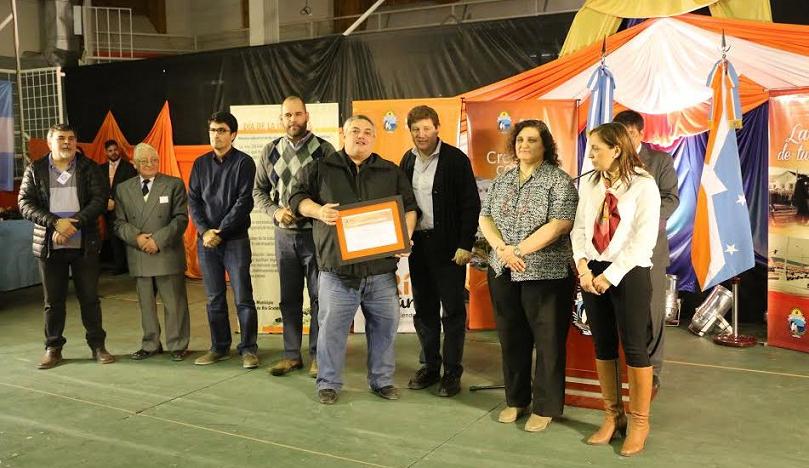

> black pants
[487,268,574,417]
[38,249,106,349]
[104,212,128,272]
[581,261,652,368]
[409,231,467,376]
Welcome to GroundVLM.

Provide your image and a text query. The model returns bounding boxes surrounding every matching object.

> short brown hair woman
[479,120,578,432]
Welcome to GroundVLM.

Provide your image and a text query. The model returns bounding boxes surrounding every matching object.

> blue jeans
[316,272,400,392]
[275,228,319,360]
[197,237,258,355]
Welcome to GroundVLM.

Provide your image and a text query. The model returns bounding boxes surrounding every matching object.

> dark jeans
[197,237,258,355]
[275,228,319,360]
[487,269,574,417]
[409,231,467,376]
[38,249,106,349]
[581,261,652,368]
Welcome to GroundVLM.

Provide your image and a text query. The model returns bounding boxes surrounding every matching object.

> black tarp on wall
[63,12,574,144]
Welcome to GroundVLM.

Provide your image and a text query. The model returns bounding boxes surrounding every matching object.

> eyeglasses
[208,128,231,134]
[138,158,159,166]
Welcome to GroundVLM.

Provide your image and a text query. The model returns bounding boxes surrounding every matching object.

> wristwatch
[514,245,522,257]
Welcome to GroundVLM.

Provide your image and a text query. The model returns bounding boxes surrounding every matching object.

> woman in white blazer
[570,122,660,457]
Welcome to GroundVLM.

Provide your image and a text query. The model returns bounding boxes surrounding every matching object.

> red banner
[768,93,809,353]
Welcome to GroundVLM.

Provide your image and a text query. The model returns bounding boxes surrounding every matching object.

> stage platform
[0,274,805,467]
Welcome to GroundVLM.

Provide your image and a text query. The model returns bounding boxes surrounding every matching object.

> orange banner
[465,100,579,180]
[352,97,461,164]
[768,92,809,353]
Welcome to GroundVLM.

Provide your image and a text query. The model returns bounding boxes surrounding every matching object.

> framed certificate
[335,195,411,264]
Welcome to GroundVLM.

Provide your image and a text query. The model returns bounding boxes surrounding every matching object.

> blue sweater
[188,147,256,241]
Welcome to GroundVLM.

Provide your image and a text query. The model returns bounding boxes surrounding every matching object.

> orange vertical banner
[466,100,580,180]
[768,92,809,354]
[352,97,462,163]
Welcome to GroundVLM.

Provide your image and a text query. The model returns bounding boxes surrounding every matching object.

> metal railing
[83,6,134,63]
[81,0,578,61]
[0,67,65,175]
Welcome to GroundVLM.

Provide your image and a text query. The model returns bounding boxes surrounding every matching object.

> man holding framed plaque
[289,115,418,405]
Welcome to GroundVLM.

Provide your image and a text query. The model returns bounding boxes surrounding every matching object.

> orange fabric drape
[175,144,211,279]
[142,102,182,179]
[82,111,134,164]
[461,14,801,144]
[677,13,809,56]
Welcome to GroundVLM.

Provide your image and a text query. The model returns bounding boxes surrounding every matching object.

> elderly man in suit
[114,143,191,361]
[613,110,679,395]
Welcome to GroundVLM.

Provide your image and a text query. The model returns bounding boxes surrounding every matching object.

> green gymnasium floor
[0,274,807,467]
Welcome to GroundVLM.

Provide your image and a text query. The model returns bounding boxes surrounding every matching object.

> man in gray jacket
[114,143,191,361]
[614,110,680,395]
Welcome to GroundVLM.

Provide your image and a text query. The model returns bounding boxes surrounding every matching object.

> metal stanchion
[713,277,758,347]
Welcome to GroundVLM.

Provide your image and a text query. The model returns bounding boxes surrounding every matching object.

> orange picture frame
[334,196,411,264]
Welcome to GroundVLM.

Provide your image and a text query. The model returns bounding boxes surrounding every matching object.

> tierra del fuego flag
[691,57,754,291]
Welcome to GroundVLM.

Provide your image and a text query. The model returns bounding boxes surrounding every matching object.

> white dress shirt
[570,168,660,286]
[411,140,441,231]
[108,159,120,187]
[140,176,154,202]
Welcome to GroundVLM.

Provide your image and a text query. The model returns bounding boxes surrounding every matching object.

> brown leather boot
[621,365,653,457]
[587,359,627,445]
[92,347,116,364]
[38,347,63,369]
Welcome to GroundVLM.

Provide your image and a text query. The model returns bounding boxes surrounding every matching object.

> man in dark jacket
[399,105,480,397]
[289,115,418,405]
[18,123,114,369]
[613,110,680,396]
[100,139,137,274]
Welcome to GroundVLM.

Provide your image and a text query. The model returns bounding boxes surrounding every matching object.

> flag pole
[712,30,756,348]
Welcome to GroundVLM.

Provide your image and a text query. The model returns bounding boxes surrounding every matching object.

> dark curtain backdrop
[64,13,574,144]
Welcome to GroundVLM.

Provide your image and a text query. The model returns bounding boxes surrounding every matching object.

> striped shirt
[48,155,82,249]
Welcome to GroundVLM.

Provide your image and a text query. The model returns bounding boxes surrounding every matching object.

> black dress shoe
[130,346,163,360]
[170,350,188,361]
[437,373,461,397]
[407,367,440,390]
[319,389,338,405]
[372,385,400,400]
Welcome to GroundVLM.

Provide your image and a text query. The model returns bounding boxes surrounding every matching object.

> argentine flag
[0,81,14,191]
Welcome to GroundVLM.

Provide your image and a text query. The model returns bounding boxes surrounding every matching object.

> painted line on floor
[665,360,809,379]
[0,382,392,468]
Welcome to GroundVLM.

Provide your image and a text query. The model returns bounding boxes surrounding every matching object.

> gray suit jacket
[113,173,189,277]
[638,144,679,267]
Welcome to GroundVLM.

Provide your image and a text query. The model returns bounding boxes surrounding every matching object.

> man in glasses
[189,112,260,369]
[254,96,336,378]
[113,143,191,361]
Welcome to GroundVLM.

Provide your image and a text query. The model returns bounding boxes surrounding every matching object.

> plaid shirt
[481,163,578,281]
